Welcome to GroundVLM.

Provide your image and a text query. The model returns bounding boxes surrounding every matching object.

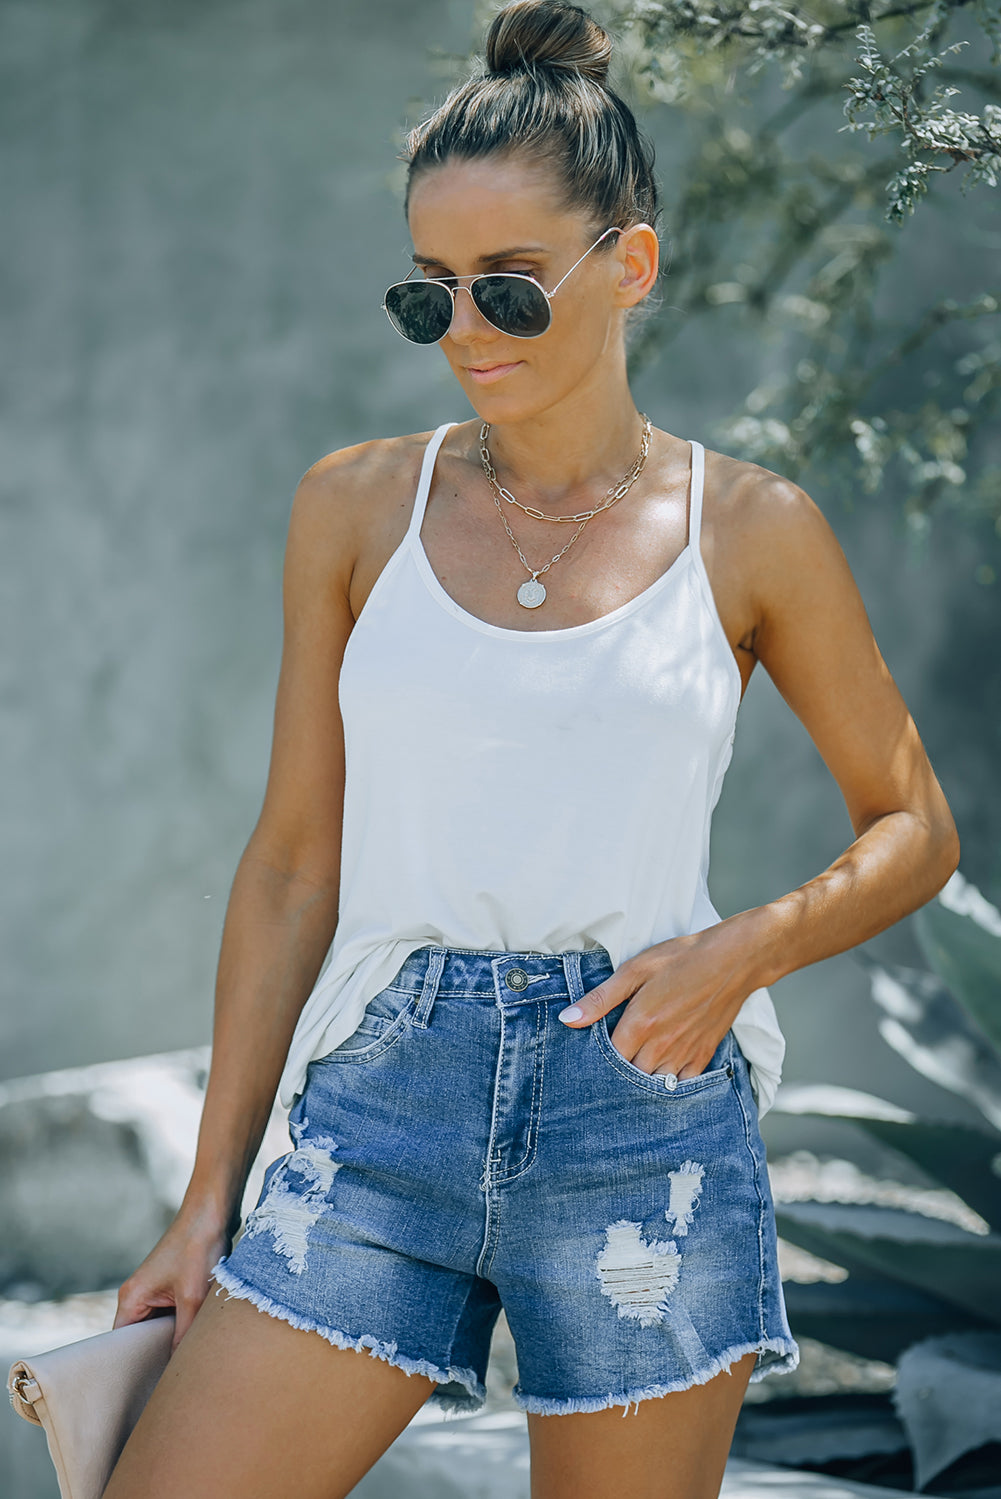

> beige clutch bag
[7,1314,175,1499]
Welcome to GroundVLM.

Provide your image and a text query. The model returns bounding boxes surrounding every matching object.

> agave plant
[770,869,1001,1490]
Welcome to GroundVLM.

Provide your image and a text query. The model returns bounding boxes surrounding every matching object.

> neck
[478,377,649,509]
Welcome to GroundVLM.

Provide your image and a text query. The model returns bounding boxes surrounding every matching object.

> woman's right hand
[113,1206,235,1353]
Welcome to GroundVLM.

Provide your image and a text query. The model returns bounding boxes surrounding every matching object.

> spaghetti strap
[687,439,705,559]
[405,423,457,542]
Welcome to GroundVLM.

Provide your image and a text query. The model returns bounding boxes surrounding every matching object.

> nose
[445,284,496,344]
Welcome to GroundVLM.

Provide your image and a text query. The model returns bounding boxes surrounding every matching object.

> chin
[458,380,558,428]
[459,358,595,426]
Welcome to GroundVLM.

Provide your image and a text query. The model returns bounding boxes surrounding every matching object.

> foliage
[895,1331,1001,1490]
[598,0,1001,543]
[771,870,1001,1487]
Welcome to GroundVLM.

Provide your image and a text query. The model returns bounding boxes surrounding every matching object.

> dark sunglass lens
[384,282,453,344]
[473,276,551,337]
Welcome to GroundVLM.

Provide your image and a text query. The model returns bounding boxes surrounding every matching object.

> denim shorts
[212,947,799,1416]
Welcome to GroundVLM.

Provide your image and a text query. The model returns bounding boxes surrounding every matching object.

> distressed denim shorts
[212,947,799,1416]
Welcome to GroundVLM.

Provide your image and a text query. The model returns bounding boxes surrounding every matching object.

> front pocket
[319,986,417,1063]
[593,1012,734,1098]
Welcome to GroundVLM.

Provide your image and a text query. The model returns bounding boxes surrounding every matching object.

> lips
[465,361,523,384]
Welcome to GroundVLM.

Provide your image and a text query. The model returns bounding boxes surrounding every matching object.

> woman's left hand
[558,916,766,1079]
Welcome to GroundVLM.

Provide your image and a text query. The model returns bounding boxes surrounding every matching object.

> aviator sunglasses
[382,226,623,345]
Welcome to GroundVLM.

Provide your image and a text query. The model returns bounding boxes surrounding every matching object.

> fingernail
[558,1006,583,1023]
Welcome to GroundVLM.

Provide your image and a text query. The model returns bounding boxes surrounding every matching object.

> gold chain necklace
[478,416,653,609]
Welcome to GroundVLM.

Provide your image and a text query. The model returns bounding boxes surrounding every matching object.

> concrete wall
[3,0,998,1130]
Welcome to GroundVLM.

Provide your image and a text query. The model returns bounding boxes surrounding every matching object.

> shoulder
[292,430,438,535]
[281,430,439,578]
[699,445,859,654]
[704,446,828,543]
[702,446,864,660]
[704,447,850,583]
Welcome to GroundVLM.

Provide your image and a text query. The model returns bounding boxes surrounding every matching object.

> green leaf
[856,950,1001,1132]
[855,1118,1001,1233]
[915,871,1001,1060]
[772,1082,915,1123]
[894,1332,1001,1490]
[781,1278,991,1364]
[774,1200,1001,1326]
[771,1082,1001,1229]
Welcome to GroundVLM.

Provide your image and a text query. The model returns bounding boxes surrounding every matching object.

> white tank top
[278,423,786,1113]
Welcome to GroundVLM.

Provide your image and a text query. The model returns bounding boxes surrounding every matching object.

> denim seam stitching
[411,945,446,1028]
[319,1009,414,1064]
[491,999,546,1183]
[593,1019,733,1097]
[475,996,508,1276]
[442,1273,497,1402]
[564,950,585,1006]
[731,1049,769,1342]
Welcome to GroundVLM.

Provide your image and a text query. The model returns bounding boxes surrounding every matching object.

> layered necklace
[479,416,653,609]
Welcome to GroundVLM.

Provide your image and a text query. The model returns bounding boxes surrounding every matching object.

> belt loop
[563,951,584,1006]
[411,946,446,1029]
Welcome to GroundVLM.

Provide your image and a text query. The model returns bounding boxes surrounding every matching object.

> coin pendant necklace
[479,416,653,609]
[517,576,548,609]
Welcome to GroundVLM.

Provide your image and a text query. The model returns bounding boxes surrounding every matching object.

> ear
[614,223,659,309]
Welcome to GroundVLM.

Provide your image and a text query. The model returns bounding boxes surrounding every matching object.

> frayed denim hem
[513,1336,801,1417]
[209,1259,487,1416]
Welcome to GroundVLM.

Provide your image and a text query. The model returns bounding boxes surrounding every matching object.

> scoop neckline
[409,530,695,642]
[408,430,698,641]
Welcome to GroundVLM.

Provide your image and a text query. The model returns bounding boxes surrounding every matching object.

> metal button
[505,968,529,992]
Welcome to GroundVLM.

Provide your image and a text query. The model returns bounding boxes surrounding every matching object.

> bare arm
[732,478,959,989]
[561,473,960,1079]
[115,446,369,1345]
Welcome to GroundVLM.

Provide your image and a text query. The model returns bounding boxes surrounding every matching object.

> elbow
[928,814,961,897]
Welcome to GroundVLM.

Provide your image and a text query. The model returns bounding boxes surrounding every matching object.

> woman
[106,4,960,1497]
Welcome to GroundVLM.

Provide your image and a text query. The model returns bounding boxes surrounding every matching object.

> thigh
[103,1289,436,1499]
[527,1351,757,1499]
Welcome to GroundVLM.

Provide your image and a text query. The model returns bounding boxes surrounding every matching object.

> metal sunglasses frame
[381,225,624,344]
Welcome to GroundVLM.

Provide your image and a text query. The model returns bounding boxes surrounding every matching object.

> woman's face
[405,153,651,424]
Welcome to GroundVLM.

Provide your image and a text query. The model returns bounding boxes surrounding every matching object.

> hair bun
[485,1,612,86]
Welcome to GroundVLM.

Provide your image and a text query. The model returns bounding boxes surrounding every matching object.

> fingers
[554,945,726,1079]
[557,965,639,1026]
[171,1288,207,1351]
[113,1278,161,1330]
[554,959,718,1079]
[114,1292,173,1330]
[113,1276,208,1355]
